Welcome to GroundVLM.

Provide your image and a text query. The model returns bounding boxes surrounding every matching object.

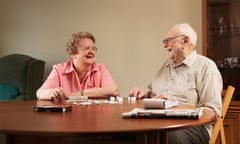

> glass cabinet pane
[203,0,240,100]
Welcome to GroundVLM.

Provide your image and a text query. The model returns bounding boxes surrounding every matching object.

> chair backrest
[209,85,235,144]
[221,86,235,119]
[0,54,45,100]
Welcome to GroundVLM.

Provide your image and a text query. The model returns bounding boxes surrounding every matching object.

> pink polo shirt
[39,60,116,95]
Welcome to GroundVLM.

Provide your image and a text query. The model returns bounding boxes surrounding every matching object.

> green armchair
[0,53,45,101]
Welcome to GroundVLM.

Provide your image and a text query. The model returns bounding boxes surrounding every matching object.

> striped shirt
[148,50,223,136]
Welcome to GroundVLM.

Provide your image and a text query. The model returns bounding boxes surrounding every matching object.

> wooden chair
[209,85,235,144]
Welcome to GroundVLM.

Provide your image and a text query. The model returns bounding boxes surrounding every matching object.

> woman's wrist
[80,90,84,96]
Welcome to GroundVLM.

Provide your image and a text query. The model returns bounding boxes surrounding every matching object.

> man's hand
[154,93,173,100]
[128,87,146,99]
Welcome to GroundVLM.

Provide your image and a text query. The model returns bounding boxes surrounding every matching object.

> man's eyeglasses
[162,35,185,45]
[79,47,98,52]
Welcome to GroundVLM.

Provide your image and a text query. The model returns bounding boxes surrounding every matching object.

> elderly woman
[37,32,119,102]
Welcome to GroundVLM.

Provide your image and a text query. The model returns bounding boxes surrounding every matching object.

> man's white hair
[174,23,197,46]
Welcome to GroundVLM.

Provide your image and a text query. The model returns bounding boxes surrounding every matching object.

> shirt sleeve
[98,65,117,87]
[38,66,61,90]
[197,64,223,117]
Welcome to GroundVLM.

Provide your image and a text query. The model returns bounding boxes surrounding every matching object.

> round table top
[0,99,216,136]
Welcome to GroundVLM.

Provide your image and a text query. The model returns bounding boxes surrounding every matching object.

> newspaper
[122,108,203,119]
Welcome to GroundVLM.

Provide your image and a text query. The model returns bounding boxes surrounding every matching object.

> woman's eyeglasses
[79,47,98,52]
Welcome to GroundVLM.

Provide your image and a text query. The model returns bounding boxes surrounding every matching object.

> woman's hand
[49,87,67,103]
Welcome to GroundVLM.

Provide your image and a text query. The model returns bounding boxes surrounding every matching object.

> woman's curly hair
[66,32,95,55]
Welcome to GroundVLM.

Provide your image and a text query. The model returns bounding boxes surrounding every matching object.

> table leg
[156,131,168,144]
[5,135,14,144]
[136,131,167,144]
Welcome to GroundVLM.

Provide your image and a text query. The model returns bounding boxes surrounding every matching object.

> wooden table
[0,99,216,144]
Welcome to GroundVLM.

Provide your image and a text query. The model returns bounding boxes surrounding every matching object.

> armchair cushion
[0,83,19,100]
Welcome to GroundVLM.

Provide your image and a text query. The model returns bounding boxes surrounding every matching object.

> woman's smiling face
[73,38,97,66]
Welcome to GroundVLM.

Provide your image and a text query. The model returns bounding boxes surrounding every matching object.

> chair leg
[220,125,226,144]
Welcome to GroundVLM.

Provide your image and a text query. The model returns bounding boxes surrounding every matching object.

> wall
[0,0,202,97]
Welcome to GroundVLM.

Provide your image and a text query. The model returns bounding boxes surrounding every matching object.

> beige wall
[0,0,202,97]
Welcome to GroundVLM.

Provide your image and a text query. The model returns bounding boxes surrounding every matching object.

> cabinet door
[224,113,239,144]
[203,0,240,61]
[202,0,240,100]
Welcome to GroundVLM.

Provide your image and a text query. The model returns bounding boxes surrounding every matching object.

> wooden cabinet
[202,0,240,144]
[213,102,240,144]
[202,0,240,100]
[224,101,240,144]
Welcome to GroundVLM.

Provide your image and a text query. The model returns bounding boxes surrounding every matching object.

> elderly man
[129,23,223,144]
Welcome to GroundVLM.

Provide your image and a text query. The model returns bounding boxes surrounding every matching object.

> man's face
[162,34,185,64]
